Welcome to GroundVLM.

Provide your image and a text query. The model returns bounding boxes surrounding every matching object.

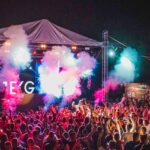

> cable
[141,56,150,61]
[109,36,128,48]
[109,36,150,63]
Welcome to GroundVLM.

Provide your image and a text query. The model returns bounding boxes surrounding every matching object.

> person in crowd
[27,138,40,150]
[0,97,150,150]
[124,132,140,150]
[4,141,13,150]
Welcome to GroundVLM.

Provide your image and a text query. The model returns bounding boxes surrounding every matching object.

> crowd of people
[0,98,150,150]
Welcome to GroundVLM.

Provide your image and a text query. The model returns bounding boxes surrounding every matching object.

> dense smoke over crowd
[39,46,96,109]
[0,25,31,111]
[94,47,138,104]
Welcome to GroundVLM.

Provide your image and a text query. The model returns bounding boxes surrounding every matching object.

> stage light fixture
[71,45,77,51]
[29,66,32,70]
[85,47,90,51]
[4,41,11,47]
[108,50,115,57]
[40,43,47,50]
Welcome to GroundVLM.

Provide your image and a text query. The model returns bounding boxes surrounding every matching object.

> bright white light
[38,66,44,74]
[4,41,11,47]
[11,47,31,69]
[109,50,115,57]
[38,67,62,98]
[38,46,97,100]
[63,79,78,96]
[63,55,77,66]
[82,70,92,78]
[29,66,32,70]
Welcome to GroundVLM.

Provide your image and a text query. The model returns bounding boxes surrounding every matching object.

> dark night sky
[0,0,150,81]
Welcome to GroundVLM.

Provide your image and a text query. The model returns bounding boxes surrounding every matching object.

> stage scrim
[125,83,150,100]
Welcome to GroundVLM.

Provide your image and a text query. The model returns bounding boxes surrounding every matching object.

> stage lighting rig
[40,43,47,50]
[71,45,77,51]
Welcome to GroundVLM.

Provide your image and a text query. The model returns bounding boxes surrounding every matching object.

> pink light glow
[0,25,30,111]
[94,88,105,105]
[2,69,23,112]
[94,78,119,105]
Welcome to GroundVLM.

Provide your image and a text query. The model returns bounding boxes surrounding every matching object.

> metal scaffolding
[102,30,109,101]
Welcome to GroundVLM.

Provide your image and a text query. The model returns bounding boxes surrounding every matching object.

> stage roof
[0,19,103,48]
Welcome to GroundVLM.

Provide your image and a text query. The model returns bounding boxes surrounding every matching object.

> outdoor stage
[0,19,144,112]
